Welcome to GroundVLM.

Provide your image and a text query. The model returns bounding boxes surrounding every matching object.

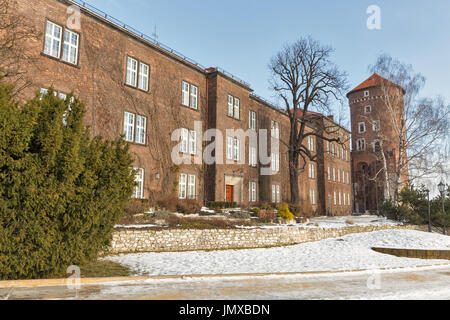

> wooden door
[226,185,234,202]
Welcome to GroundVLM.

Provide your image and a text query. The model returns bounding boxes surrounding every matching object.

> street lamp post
[438,182,447,236]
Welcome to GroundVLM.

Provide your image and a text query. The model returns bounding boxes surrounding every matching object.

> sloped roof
[347,73,405,97]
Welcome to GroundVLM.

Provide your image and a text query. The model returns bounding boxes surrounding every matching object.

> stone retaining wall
[372,247,450,260]
[108,224,419,254]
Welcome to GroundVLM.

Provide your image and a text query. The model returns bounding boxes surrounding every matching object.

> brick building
[348,73,407,213]
[12,0,353,215]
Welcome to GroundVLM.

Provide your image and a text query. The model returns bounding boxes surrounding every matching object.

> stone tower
[347,73,406,213]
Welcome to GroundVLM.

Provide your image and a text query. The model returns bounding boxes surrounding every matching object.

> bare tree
[269,37,348,204]
[369,54,450,203]
[0,0,40,94]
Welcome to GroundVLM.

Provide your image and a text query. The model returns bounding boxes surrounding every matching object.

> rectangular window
[126,57,138,87]
[309,163,315,179]
[271,121,280,139]
[339,192,342,205]
[190,84,198,110]
[138,62,150,91]
[62,29,79,65]
[249,182,257,202]
[135,115,147,144]
[187,174,196,199]
[249,146,257,167]
[326,141,330,153]
[328,166,331,181]
[226,136,233,160]
[347,171,350,184]
[365,105,372,114]
[336,145,340,158]
[334,191,337,205]
[133,168,145,199]
[308,136,315,152]
[338,169,341,183]
[234,97,240,120]
[227,95,240,119]
[310,189,316,205]
[358,122,366,134]
[272,185,281,203]
[233,138,240,161]
[180,128,189,153]
[357,139,366,151]
[181,81,198,109]
[372,120,380,132]
[343,192,346,206]
[249,110,257,130]
[331,143,335,156]
[272,153,280,172]
[44,21,62,58]
[189,130,197,155]
[227,95,234,117]
[182,81,190,106]
[348,193,351,206]
[333,167,336,182]
[123,112,135,142]
[179,174,187,199]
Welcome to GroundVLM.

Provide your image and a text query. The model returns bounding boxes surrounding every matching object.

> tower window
[364,90,370,97]
[365,105,371,114]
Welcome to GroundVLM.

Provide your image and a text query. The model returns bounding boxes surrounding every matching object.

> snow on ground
[237,215,402,229]
[105,229,450,276]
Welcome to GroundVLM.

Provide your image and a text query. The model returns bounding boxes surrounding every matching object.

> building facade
[348,74,407,213]
[12,0,352,215]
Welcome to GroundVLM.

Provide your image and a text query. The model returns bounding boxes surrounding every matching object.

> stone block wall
[108,225,419,254]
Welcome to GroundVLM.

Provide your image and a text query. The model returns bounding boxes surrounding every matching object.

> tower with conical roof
[347,73,406,213]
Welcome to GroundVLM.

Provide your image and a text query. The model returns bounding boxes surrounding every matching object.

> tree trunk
[289,150,300,204]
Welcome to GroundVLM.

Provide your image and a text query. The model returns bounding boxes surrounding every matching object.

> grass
[79,260,131,278]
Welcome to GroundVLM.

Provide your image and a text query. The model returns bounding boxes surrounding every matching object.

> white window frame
[182,81,190,107]
[308,136,315,152]
[357,138,366,151]
[310,189,316,205]
[249,146,257,167]
[179,173,187,199]
[180,128,189,153]
[44,21,62,59]
[187,174,196,199]
[328,166,331,181]
[226,136,233,160]
[233,97,240,120]
[249,110,256,130]
[138,62,150,91]
[358,122,366,134]
[189,130,197,155]
[333,167,336,182]
[126,57,138,87]
[309,163,315,179]
[272,185,281,203]
[271,120,280,139]
[132,168,145,199]
[338,169,341,183]
[334,191,337,205]
[227,95,234,117]
[339,192,342,205]
[249,181,257,202]
[348,193,351,206]
[365,105,372,114]
[271,153,280,172]
[62,28,79,65]
[372,120,380,132]
[135,115,147,145]
[233,138,240,161]
[190,84,198,110]
[364,90,370,97]
[123,112,135,142]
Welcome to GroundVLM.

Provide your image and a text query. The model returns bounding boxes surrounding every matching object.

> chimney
[327,115,334,121]
[205,67,216,73]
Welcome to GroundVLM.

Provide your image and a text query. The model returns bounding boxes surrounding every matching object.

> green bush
[207,201,237,209]
[277,203,295,221]
[0,85,135,280]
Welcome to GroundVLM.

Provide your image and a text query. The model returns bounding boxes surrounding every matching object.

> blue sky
[86,0,450,117]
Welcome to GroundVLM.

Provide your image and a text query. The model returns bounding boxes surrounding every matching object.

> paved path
[1,266,449,300]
